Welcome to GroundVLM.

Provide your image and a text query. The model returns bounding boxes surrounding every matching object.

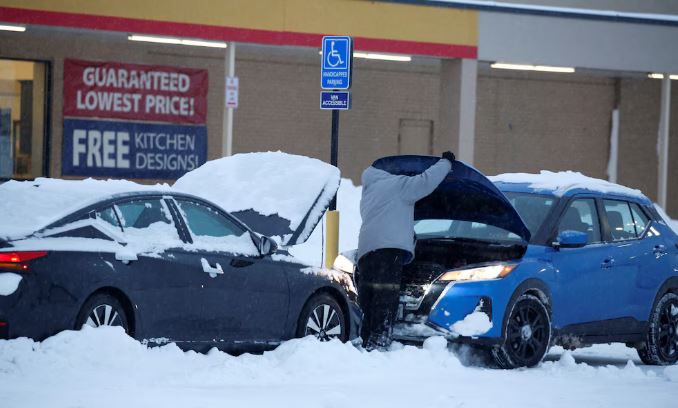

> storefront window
[0,59,48,180]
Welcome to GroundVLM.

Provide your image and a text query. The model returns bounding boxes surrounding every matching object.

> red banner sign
[63,59,208,125]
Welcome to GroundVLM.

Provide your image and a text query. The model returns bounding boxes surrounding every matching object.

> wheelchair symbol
[326,40,345,68]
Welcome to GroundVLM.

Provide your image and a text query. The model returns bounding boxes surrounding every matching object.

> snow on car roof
[489,170,645,199]
[0,152,339,242]
[0,178,170,240]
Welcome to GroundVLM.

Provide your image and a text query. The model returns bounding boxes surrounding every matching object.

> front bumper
[394,279,513,344]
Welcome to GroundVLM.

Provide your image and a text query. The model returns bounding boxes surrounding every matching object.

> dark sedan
[0,165,359,352]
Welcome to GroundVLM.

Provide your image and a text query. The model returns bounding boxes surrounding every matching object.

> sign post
[321,35,353,268]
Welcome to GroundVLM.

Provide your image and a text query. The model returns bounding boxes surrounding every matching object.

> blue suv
[348,156,678,368]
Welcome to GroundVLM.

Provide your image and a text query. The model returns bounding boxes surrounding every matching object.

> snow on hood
[490,170,643,198]
[0,178,170,240]
[173,152,340,246]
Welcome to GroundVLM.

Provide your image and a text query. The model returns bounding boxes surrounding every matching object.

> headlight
[438,264,516,282]
[333,253,355,274]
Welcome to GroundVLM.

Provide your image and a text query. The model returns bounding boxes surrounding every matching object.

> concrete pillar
[657,76,671,209]
[438,58,477,164]
[223,42,236,157]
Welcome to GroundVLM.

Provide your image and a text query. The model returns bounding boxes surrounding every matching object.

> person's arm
[399,157,452,202]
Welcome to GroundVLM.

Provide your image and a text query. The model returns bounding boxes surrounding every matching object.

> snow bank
[0,178,169,239]
[174,152,340,244]
[0,273,22,296]
[490,170,644,198]
[1,327,675,408]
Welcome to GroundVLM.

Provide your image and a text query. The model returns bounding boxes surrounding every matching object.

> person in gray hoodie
[357,151,455,350]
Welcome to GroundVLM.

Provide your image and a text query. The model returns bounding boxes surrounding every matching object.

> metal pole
[658,76,671,209]
[329,109,339,210]
[223,42,236,157]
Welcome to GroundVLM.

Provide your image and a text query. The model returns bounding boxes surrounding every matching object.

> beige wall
[474,67,615,178]
[233,46,441,183]
[0,28,226,183]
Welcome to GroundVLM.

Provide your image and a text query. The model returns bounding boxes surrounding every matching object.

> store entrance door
[0,59,48,180]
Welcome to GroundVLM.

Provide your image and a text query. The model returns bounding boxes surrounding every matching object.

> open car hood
[173,152,340,246]
[372,155,531,242]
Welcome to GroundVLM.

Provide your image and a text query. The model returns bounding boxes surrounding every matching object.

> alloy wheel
[84,304,123,328]
[657,300,678,361]
[304,303,343,341]
[506,300,549,365]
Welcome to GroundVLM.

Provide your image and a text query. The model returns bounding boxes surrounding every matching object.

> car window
[557,198,601,243]
[629,203,650,236]
[504,192,555,238]
[603,200,637,241]
[414,219,522,242]
[95,206,121,230]
[115,199,180,241]
[175,199,243,238]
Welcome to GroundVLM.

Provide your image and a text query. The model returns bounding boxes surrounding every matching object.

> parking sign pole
[320,35,352,269]
[329,109,339,211]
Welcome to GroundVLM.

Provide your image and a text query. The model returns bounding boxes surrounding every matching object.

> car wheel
[491,294,552,369]
[76,293,130,334]
[637,292,678,365]
[297,293,347,342]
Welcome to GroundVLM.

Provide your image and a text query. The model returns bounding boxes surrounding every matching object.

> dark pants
[357,248,405,350]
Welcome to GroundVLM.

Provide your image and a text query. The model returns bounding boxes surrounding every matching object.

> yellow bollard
[324,210,340,269]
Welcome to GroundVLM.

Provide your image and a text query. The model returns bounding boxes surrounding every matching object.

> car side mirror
[258,235,277,256]
[554,230,588,250]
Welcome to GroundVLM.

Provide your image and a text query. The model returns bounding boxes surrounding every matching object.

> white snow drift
[0,327,676,408]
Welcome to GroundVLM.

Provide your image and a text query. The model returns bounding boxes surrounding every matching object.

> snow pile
[450,310,493,337]
[0,272,21,296]
[174,152,340,245]
[653,204,678,234]
[1,326,676,408]
[490,170,643,197]
[0,177,169,239]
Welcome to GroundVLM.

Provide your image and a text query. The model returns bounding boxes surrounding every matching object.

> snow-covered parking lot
[2,170,678,407]
[1,326,677,408]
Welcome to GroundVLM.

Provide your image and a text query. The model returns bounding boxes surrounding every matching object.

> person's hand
[442,151,456,162]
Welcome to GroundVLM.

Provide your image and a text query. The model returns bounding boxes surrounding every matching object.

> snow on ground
[0,326,676,408]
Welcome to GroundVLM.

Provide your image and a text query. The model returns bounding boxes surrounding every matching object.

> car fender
[499,278,552,339]
[649,276,678,318]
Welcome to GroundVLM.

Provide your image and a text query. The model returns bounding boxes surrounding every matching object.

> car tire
[296,293,348,342]
[636,292,678,365]
[491,294,552,369]
[75,293,130,334]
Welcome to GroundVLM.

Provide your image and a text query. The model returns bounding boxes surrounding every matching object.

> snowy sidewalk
[1,326,676,408]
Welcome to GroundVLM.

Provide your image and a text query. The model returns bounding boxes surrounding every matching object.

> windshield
[504,192,555,239]
[414,219,523,243]
[414,192,555,243]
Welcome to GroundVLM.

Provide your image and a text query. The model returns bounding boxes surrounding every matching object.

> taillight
[0,251,48,272]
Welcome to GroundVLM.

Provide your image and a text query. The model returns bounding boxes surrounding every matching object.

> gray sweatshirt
[357,158,452,263]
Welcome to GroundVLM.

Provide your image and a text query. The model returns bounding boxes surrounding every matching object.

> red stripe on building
[0,6,477,59]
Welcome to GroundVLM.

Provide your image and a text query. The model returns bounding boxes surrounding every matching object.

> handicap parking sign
[321,36,352,90]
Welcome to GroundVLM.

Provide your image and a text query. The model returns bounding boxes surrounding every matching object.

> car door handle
[653,244,667,255]
[601,258,615,269]
[201,258,224,277]
[230,259,254,268]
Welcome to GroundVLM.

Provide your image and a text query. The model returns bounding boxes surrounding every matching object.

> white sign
[226,76,239,109]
